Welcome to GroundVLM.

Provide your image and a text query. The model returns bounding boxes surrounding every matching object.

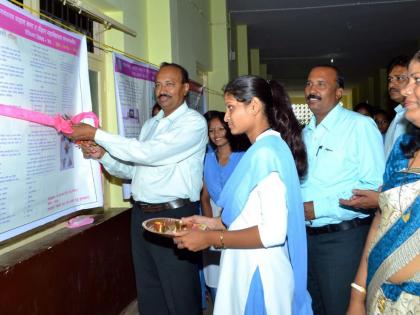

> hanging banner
[187,80,207,114]
[0,0,103,241]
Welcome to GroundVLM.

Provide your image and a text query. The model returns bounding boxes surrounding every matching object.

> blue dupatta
[218,135,312,315]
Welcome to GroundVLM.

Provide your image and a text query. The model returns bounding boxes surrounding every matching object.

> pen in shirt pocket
[316,145,333,156]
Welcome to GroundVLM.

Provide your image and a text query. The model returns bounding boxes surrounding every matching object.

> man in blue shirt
[301,65,385,315]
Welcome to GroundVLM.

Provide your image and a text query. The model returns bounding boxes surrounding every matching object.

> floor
[120,297,214,315]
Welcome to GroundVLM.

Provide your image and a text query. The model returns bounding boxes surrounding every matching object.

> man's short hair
[387,55,409,75]
[310,64,344,89]
[160,62,189,84]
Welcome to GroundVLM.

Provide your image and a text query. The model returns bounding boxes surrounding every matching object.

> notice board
[0,0,103,241]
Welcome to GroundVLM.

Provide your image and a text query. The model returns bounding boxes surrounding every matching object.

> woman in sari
[347,50,420,314]
[174,75,312,315]
[201,110,249,301]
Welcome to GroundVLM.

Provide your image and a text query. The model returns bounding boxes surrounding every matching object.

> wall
[208,0,229,111]
[172,0,211,82]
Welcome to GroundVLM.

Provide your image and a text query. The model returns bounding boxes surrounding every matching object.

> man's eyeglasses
[387,75,408,83]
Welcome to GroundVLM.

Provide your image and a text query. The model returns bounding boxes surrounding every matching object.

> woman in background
[374,109,391,142]
[347,50,420,315]
[354,102,375,117]
[175,75,312,315]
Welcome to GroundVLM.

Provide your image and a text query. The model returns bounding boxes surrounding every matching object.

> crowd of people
[64,51,420,315]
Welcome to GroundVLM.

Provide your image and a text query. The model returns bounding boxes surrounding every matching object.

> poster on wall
[0,0,103,241]
[112,53,158,199]
[187,80,206,114]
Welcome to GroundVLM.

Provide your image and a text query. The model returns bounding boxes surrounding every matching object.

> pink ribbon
[0,104,99,133]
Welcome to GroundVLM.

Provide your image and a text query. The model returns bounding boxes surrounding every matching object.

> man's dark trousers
[131,202,202,315]
[307,224,370,315]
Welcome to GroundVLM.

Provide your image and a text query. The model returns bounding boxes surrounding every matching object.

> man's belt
[306,216,373,235]
[136,198,191,213]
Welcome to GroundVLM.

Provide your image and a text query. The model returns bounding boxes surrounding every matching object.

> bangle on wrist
[215,230,225,249]
[351,282,366,294]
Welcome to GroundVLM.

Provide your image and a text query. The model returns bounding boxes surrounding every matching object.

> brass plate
[142,217,206,237]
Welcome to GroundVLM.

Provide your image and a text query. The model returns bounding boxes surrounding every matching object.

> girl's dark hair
[223,75,307,177]
[204,110,250,152]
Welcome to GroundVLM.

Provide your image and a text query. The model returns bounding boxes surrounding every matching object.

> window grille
[40,0,94,52]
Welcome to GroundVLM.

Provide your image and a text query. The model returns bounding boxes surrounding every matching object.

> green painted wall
[236,24,249,76]
[378,68,388,109]
[250,48,260,75]
[87,0,148,58]
[208,0,229,111]
[260,64,267,79]
[146,0,172,64]
[171,0,211,82]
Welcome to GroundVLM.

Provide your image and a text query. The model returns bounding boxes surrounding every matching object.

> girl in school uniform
[174,75,313,315]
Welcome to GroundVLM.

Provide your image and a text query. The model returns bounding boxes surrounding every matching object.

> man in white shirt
[66,63,208,315]
[384,55,410,159]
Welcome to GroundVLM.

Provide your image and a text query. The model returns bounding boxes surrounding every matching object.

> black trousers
[307,224,370,315]
[131,202,202,315]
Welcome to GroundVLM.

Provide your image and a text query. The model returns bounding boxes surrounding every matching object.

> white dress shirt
[95,102,208,203]
[384,104,408,160]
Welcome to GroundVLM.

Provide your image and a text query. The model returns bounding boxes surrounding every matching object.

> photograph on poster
[60,135,74,170]
[123,106,139,122]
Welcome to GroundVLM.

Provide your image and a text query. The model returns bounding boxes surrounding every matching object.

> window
[39,0,94,52]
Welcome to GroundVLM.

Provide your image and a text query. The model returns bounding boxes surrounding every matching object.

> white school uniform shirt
[214,130,293,315]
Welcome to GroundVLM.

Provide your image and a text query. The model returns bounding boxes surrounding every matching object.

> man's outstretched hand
[339,189,379,209]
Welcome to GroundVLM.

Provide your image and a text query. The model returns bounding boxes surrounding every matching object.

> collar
[154,102,188,122]
[306,103,342,132]
[394,104,406,115]
[256,128,276,141]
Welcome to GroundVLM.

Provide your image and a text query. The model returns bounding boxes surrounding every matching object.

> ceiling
[227,0,420,91]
